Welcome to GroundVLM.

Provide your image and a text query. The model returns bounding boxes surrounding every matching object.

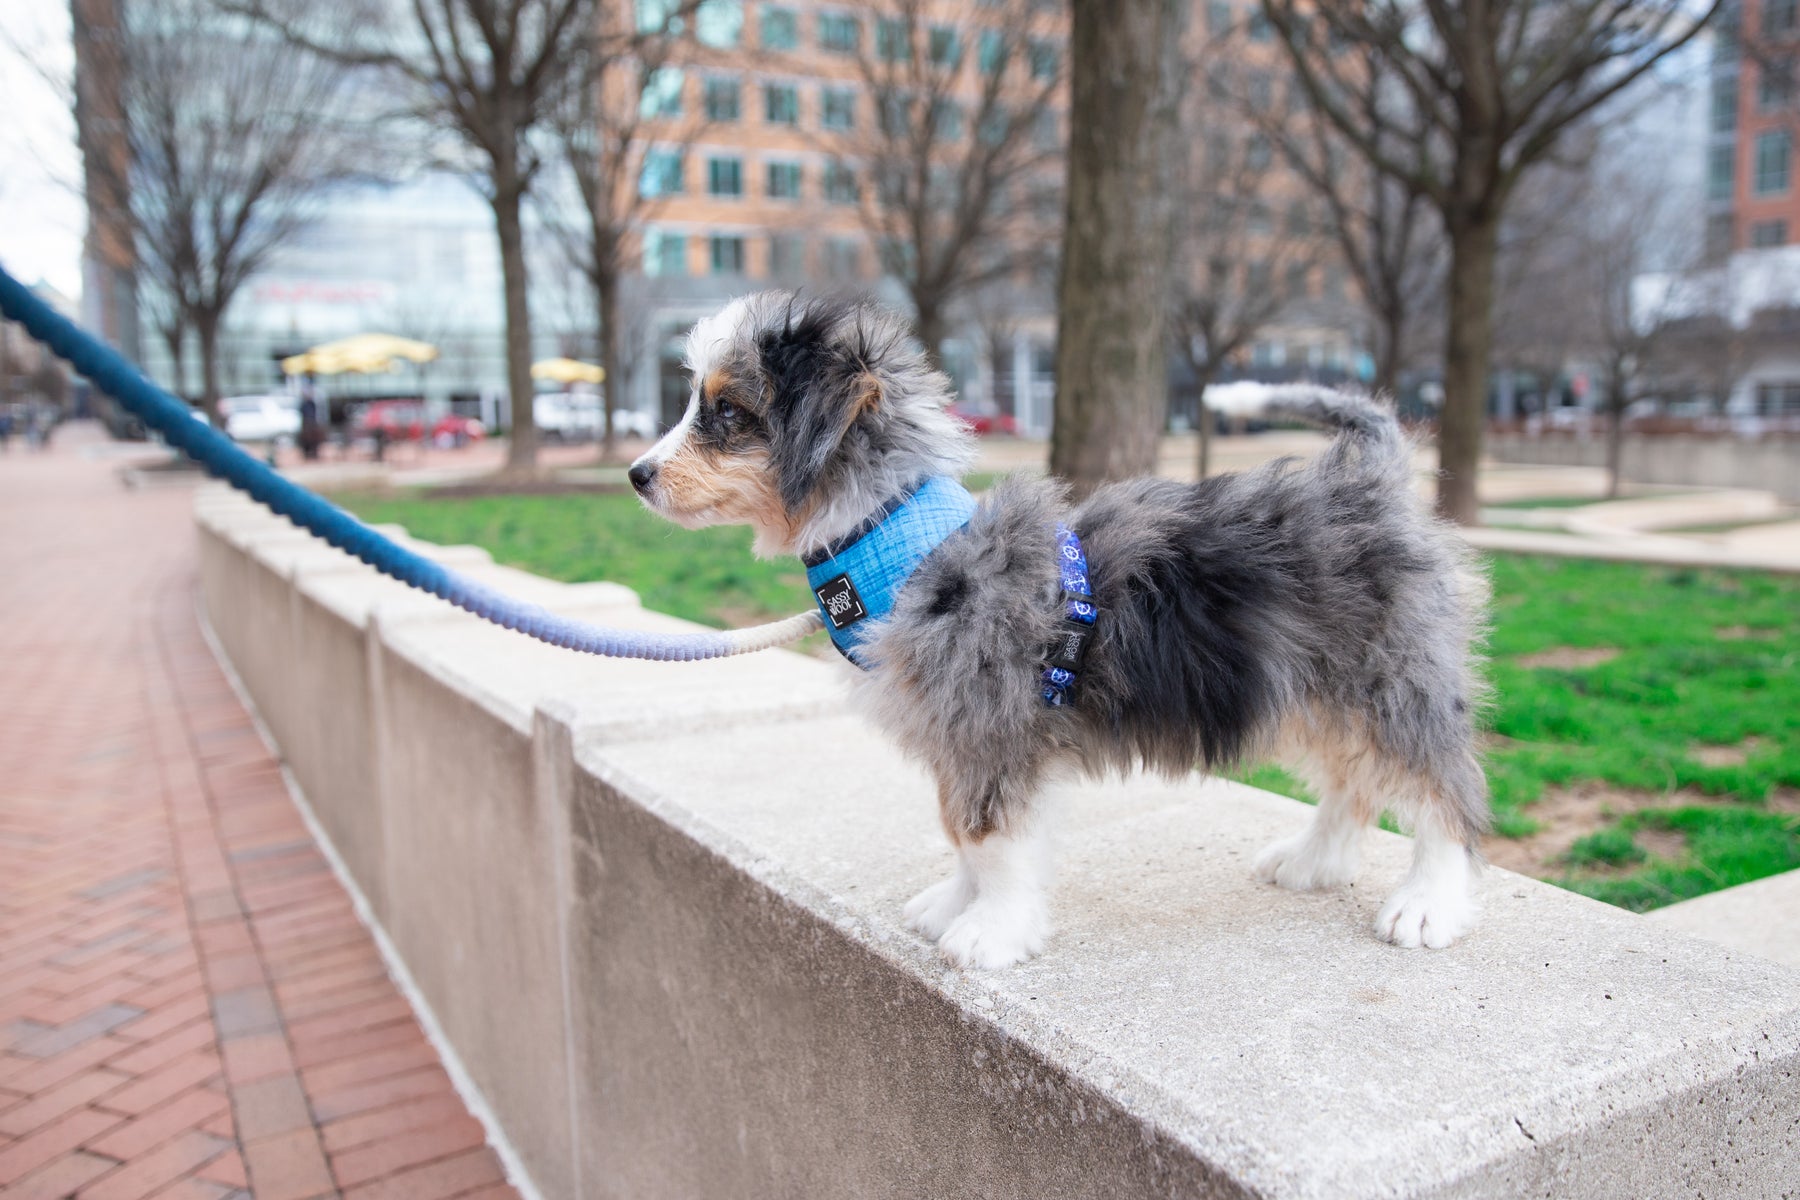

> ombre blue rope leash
[0,265,821,660]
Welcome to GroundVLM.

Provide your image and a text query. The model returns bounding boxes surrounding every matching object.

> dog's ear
[761,317,883,510]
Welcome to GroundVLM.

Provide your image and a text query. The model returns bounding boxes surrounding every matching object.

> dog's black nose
[628,462,657,493]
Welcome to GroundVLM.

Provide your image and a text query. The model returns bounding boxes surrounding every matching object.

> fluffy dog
[629,292,1488,969]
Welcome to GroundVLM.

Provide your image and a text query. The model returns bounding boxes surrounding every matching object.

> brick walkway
[0,426,520,1200]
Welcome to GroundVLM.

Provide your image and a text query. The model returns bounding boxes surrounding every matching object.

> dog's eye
[717,399,737,420]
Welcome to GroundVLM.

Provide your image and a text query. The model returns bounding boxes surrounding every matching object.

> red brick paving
[0,426,520,1200]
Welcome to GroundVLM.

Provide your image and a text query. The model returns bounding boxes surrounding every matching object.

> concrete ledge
[1648,869,1800,971]
[194,484,1800,1198]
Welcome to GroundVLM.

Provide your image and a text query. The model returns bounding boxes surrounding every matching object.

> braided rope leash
[0,265,822,661]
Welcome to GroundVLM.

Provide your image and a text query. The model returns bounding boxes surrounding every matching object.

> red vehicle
[355,400,485,446]
[946,403,1019,436]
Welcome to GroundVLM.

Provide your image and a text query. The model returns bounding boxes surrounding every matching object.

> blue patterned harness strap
[1041,524,1099,707]
[803,475,978,667]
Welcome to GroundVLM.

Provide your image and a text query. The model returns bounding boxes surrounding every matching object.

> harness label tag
[1047,622,1093,672]
[814,573,867,631]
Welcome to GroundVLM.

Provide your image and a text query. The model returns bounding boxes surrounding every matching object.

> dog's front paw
[1253,830,1358,891]
[937,896,1050,970]
[904,872,976,940]
[1375,880,1475,949]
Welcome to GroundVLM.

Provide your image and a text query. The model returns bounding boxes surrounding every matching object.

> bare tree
[1170,47,1325,478]
[234,0,596,471]
[1049,0,1184,495]
[542,1,701,461]
[80,0,354,424]
[1255,55,1446,403]
[826,0,1066,363]
[1262,0,1724,524]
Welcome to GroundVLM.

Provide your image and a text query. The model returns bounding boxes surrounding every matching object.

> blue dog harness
[1041,524,1098,707]
[802,476,1099,705]
[804,475,977,667]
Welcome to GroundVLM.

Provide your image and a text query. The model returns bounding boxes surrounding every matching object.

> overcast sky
[0,0,82,300]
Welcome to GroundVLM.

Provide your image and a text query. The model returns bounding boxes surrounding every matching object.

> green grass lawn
[336,487,1800,912]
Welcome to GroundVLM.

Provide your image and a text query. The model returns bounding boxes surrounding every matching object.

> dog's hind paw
[937,897,1050,970]
[1252,830,1359,891]
[1375,880,1474,950]
[904,872,976,940]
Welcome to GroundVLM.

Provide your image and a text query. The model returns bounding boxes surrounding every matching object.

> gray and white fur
[630,292,1489,969]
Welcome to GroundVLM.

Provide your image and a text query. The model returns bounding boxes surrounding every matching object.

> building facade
[1714,0,1800,253]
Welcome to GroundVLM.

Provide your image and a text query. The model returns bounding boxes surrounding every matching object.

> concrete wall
[1488,432,1800,501]
[194,486,1800,1199]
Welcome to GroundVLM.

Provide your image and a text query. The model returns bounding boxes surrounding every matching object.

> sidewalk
[0,425,519,1200]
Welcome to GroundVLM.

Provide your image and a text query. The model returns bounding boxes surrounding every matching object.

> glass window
[710,235,746,275]
[1712,73,1739,131]
[1750,219,1789,247]
[760,5,798,50]
[769,234,806,277]
[879,92,912,136]
[640,67,684,119]
[1246,133,1273,171]
[877,17,911,62]
[1247,260,1272,296]
[704,77,741,121]
[1754,130,1791,195]
[825,161,859,204]
[1206,0,1233,33]
[1033,107,1057,150]
[1767,0,1798,34]
[1709,142,1737,200]
[978,29,1007,74]
[766,160,803,199]
[638,149,684,198]
[708,156,744,197]
[929,26,961,68]
[1286,199,1312,236]
[1759,65,1793,112]
[930,98,963,140]
[823,237,861,280]
[695,0,742,47]
[1247,202,1272,235]
[1285,261,1310,299]
[643,229,687,277]
[819,12,860,52]
[1028,39,1059,81]
[821,87,856,130]
[636,0,682,34]
[1247,10,1273,40]
[765,83,800,125]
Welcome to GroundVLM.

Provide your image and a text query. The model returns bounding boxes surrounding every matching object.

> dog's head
[628,292,974,557]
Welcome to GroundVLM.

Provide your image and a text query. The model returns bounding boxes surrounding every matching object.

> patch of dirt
[1483,782,1723,877]
[1690,738,1760,768]
[1514,645,1621,669]
[1632,826,1689,862]
[1716,625,1778,641]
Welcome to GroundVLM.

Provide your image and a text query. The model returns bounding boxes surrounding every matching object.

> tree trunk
[1605,356,1627,500]
[493,179,537,472]
[598,270,621,463]
[1372,311,1403,404]
[913,295,946,374]
[1193,363,1218,480]
[195,314,222,428]
[1437,207,1501,525]
[164,324,188,400]
[1049,0,1184,497]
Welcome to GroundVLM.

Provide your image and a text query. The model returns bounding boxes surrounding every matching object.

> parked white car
[533,392,602,442]
[534,392,659,441]
[220,394,302,443]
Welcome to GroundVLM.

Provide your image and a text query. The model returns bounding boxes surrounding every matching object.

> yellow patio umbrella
[281,333,439,377]
[531,357,606,385]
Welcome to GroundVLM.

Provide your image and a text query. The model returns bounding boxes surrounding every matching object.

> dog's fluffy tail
[1261,385,1408,481]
